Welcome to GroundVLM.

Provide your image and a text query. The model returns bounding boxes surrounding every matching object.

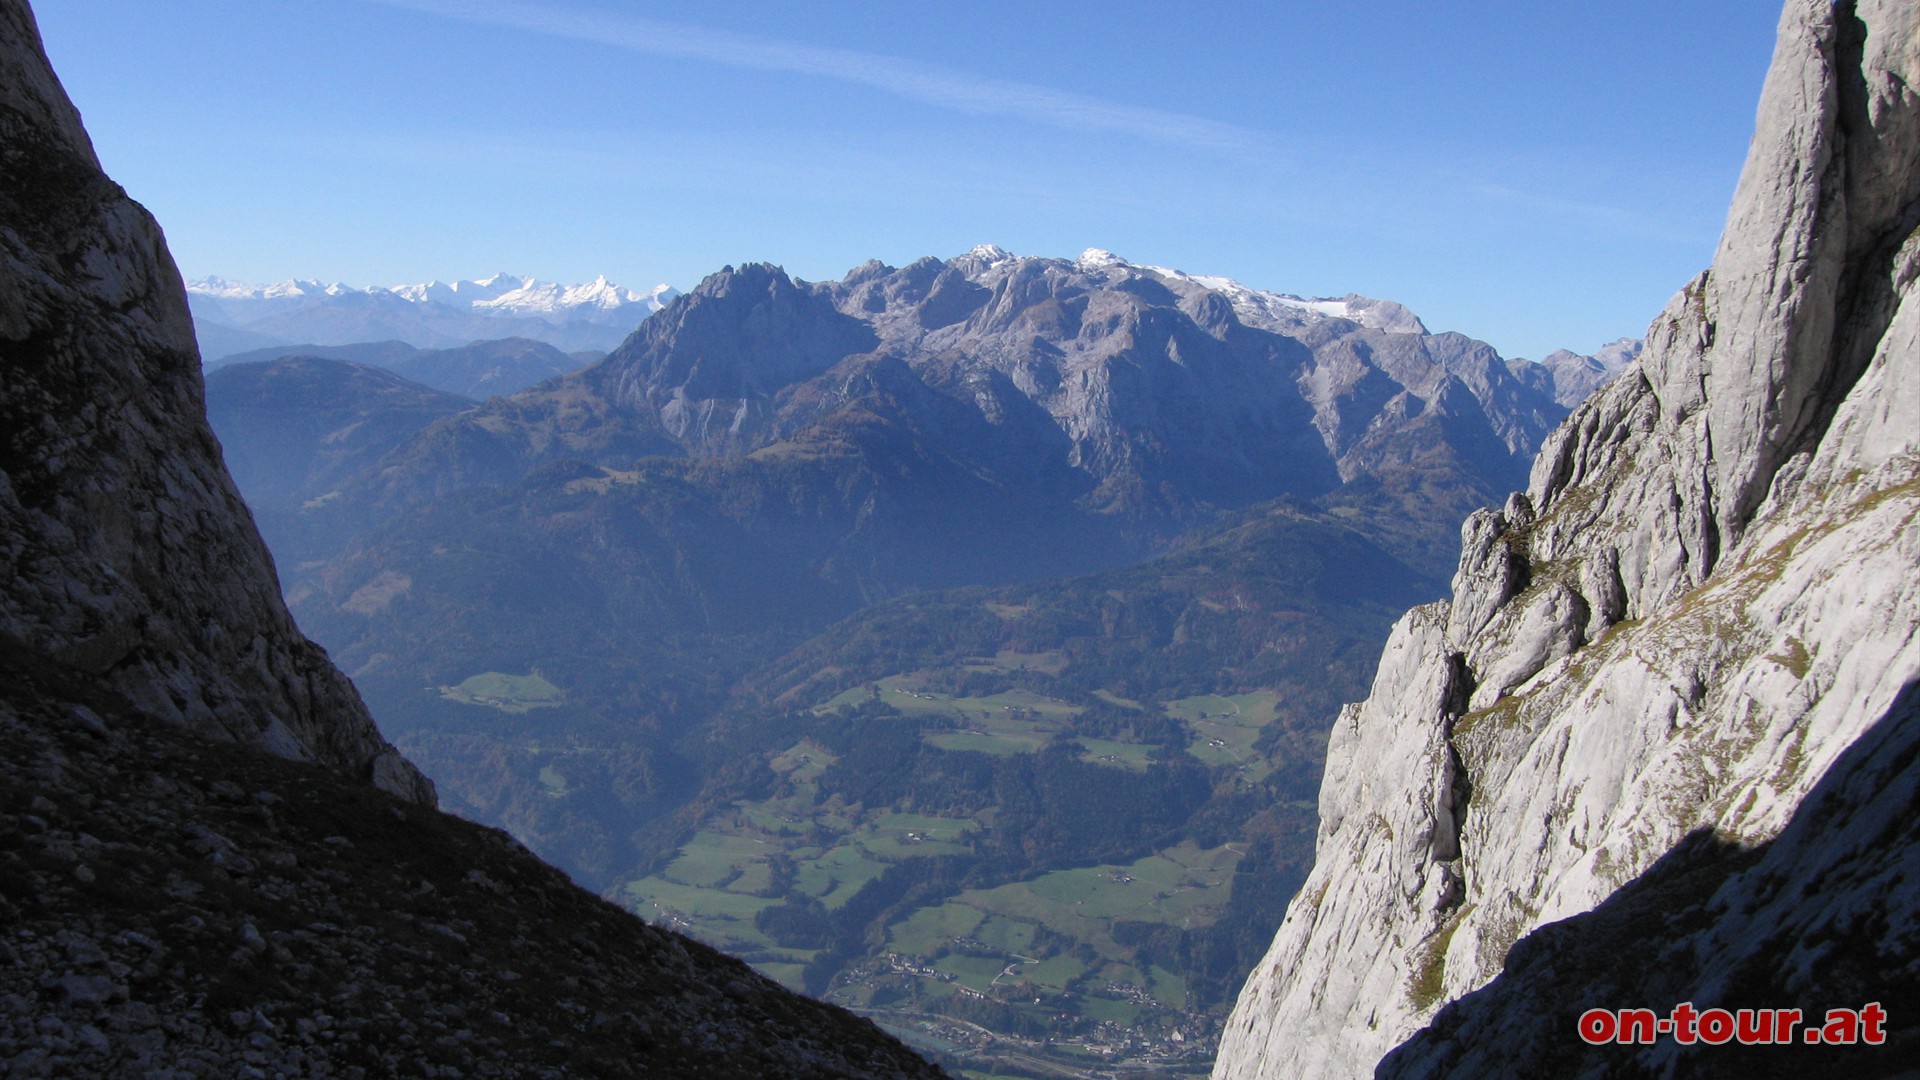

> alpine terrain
[201,227,1637,1070]
[0,1,945,1074]
[1215,0,1920,1075]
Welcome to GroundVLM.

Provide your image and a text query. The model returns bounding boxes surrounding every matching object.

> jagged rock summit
[1214,1,1920,1075]
[349,243,1628,552]
[0,2,944,1074]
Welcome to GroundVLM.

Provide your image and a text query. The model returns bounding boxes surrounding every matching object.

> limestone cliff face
[0,1,431,803]
[1214,1,1920,1075]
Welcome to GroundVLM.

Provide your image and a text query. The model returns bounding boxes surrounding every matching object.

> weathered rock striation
[1215,1,1920,1075]
[0,1,430,803]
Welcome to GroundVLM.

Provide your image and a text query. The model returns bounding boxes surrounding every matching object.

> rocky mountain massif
[0,1,943,1074]
[257,242,1613,891]
[350,245,1598,533]
[188,272,676,359]
[1215,1,1920,1075]
[195,235,1635,1068]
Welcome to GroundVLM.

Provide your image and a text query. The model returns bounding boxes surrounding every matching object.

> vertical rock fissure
[1788,2,1901,471]
[1431,653,1476,874]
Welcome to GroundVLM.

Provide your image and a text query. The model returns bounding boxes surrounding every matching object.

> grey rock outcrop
[0,0,431,803]
[1214,1,1920,1075]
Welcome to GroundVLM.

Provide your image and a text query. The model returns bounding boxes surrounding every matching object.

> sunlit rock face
[0,0,431,803]
[1214,1,1920,1075]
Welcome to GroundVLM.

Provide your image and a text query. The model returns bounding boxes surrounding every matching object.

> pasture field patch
[1022,955,1087,990]
[1027,867,1159,920]
[660,830,771,888]
[855,811,979,859]
[769,739,836,783]
[889,903,986,956]
[794,845,889,908]
[622,876,776,933]
[872,812,978,841]
[1077,737,1155,771]
[735,801,814,837]
[1160,690,1280,726]
[439,671,564,713]
[860,831,972,859]
[1078,996,1141,1026]
[725,861,773,895]
[1167,690,1281,780]
[935,954,1009,993]
[1149,966,1190,1009]
[957,843,1243,945]
[816,676,1082,728]
[973,915,1036,955]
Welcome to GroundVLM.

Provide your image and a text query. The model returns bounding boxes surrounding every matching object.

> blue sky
[33,1,1780,359]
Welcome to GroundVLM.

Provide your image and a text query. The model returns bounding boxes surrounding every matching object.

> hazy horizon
[36,1,1778,360]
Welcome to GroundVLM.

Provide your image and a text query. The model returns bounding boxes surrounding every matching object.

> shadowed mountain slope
[209,337,592,400]
[0,1,943,1074]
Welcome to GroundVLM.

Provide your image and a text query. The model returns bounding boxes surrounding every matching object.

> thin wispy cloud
[368,0,1263,153]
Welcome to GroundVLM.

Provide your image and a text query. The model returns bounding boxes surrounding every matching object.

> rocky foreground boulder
[0,1,943,1074]
[1213,1,1920,1076]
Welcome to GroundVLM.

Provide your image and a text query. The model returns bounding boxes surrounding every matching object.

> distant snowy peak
[475,275,675,317]
[946,247,1634,407]
[186,272,680,357]
[956,246,1433,336]
[962,243,1014,264]
[1073,247,1128,271]
[187,274,679,320]
[1134,257,1430,336]
[188,276,361,302]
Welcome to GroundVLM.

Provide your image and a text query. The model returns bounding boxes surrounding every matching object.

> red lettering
[1698,1008,1735,1045]
[1862,1002,1887,1045]
[1822,1008,1860,1045]
[1578,1002,1879,1048]
[1617,1008,1657,1044]
[1578,1009,1616,1045]
[1671,1002,1699,1045]
[1735,1008,1771,1044]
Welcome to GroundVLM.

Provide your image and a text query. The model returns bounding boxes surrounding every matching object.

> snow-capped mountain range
[1060,246,1432,336]
[188,253,1637,395]
[187,273,678,359]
